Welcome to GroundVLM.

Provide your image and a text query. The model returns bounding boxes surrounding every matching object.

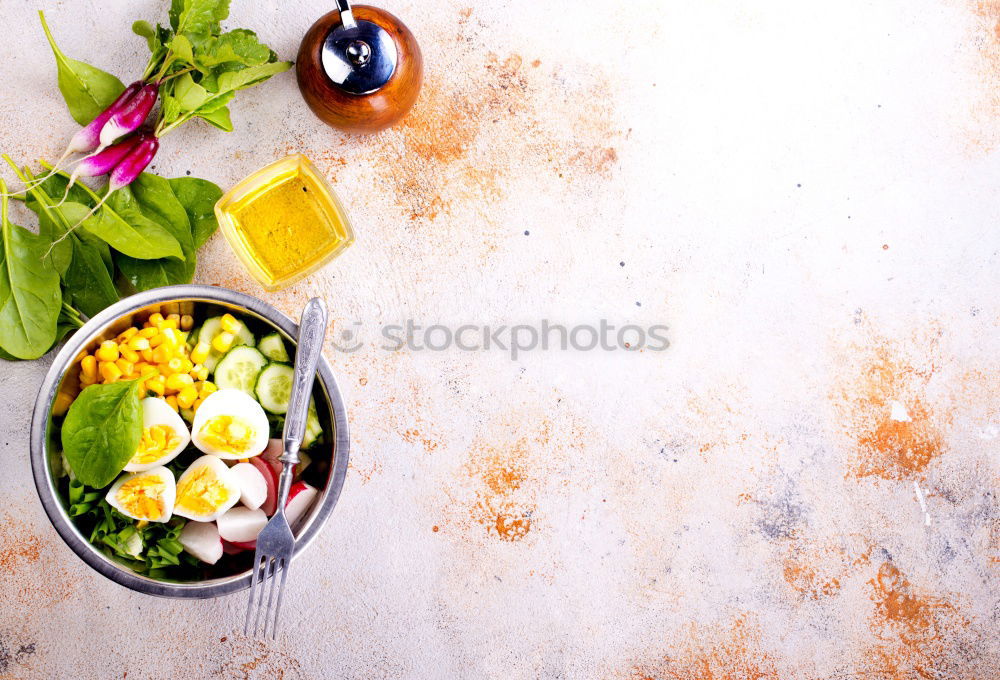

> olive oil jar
[215,155,354,291]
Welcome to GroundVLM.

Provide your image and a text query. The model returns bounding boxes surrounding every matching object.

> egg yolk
[199,415,256,454]
[131,424,184,465]
[115,476,167,520]
[176,466,233,516]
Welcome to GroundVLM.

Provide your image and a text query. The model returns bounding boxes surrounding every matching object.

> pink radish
[179,521,223,565]
[58,135,140,201]
[217,507,268,543]
[285,482,318,530]
[231,462,268,511]
[222,538,256,553]
[248,455,277,516]
[99,83,159,147]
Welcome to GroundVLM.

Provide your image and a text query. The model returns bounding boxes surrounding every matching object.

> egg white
[190,389,270,460]
[173,455,242,521]
[124,397,191,472]
[105,466,176,522]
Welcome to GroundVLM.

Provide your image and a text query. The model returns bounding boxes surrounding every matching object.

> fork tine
[262,556,282,638]
[269,558,290,639]
[243,552,264,634]
[252,555,275,636]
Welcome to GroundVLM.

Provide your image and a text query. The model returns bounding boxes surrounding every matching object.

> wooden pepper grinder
[296,0,423,134]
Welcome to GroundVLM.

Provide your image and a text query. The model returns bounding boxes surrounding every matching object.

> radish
[99,83,159,147]
[57,135,140,202]
[248,455,278,516]
[222,538,256,554]
[179,521,223,565]
[263,438,311,478]
[285,482,318,530]
[231,462,268,511]
[217,507,268,543]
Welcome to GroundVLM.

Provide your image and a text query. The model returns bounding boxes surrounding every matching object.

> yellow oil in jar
[215,155,354,291]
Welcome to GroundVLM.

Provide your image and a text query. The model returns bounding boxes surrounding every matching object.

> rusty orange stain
[628,614,780,680]
[834,328,950,480]
[861,561,971,679]
[469,437,535,541]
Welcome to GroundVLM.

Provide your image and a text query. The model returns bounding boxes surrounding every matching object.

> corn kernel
[52,391,74,417]
[95,341,119,362]
[139,327,158,339]
[80,374,96,387]
[167,358,185,374]
[167,313,181,324]
[190,341,211,364]
[128,336,151,351]
[220,314,240,333]
[192,365,208,381]
[148,333,165,349]
[120,347,140,363]
[148,313,165,327]
[141,348,154,362]
[117,327,139,342]
[199,381,218,397]
[177,385,199,409]
[162,318,179,330]
[115,358,134,376]
[212,331,235,352]
[164,328,182,349]
[193,397,204,410]
[81,355,98,380]
[165,395,179,411]
[100,362,122,383]
[166,373,194,391]
[146,377,166,395]
[180,314,194,331]
[179,358,194,373]
[152,345,173,364]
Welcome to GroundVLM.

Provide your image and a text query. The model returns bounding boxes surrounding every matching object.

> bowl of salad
[29,285,350,598]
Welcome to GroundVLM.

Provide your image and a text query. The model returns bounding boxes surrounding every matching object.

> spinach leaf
[79,190,185,260]
[116,173,198,292]
[39,11,125,125]
[169,177,222,248]
[61,380,142,488]
[0,190,61,360]
[21,171,118,317]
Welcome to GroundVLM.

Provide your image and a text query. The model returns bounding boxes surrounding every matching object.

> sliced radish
[262,439,284,479]
[222,538,255,554]
[231,462,267,511]
[179,521,223,565]
[285,482,319,530]
[249,455,278,516]
[217,507,268,543]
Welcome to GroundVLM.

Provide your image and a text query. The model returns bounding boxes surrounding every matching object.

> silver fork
[244,297,328,638]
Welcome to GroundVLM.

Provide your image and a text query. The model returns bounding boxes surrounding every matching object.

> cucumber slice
[302,400,323,449]
[214,346,267,394]
[259,333,290,362]
[255,363,294,414]
[198,315,255,374]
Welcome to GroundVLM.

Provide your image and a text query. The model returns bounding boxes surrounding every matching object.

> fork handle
[277,297,328,512]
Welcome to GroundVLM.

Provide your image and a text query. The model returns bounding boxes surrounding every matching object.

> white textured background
[1,0,999,678]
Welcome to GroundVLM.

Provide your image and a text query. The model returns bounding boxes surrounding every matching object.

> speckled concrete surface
[1,0,999,678]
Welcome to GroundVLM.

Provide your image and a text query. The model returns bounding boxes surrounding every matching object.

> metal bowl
[29,285,350,598]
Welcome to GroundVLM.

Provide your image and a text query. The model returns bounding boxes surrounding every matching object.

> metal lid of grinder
[322,0,397,95]
[296,1,423,133]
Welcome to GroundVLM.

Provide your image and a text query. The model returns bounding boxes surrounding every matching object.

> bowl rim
[29,285,350,598]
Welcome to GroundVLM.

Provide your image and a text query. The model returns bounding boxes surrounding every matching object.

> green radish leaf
[167,34,195,64]
[169,177,222,248]
[197,106,233,131]
[132,20,158,49]
[82,191,185,261]
[159,94,183,126]
[174,0,231,38]
[173,72,211,112]
[61,380,142,488]
[0,196,61,360]
[39,11,126,125]
[217,61,292,91]
[195,29,272,70]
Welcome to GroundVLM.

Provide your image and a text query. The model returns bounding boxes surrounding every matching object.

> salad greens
[0,1,290,361]
[61,380,143,488]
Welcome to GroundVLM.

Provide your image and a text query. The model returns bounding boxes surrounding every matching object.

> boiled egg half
[105,466,176,522]
[191,389,269,459]
[173,455,241,521]
[124,397,190,472]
